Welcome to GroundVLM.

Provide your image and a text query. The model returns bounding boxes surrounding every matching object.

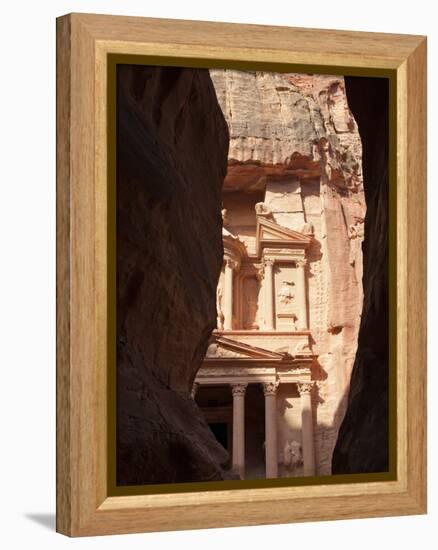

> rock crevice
[332,76,389,474]
[116,65,230,485]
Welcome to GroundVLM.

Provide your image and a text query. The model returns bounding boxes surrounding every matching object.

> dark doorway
[209,422,229,450]
[245,384,266,479]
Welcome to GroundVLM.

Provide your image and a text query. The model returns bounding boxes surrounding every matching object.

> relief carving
[255,202,273,218]
[199,367,273,376]
[278,280,295,304]
[262,248,295,255]
[283,440,303,470]
[206,343,247,358]
[297,382,314,395]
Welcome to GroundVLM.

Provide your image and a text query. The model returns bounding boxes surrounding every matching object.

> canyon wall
[116,65,230,485]
[332,77,389,473]
[211,70,366,474]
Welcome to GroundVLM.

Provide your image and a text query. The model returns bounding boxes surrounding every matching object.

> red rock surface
[211,70,366,473]
[116,65,230,485]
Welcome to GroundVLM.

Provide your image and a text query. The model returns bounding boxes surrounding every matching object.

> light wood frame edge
[56,13,427,537]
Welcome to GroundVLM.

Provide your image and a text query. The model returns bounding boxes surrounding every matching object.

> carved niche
[241,275,260,329]
[278,280,295,305]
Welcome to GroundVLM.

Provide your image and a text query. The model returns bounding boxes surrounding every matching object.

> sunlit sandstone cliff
[116,65,230,485]
[210,70,366,474]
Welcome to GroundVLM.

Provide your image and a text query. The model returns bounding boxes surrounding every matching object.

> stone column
[298,382,315,476]
[263,381,279,478]
[263,258,275,330]
[296,259,308,330]
[224,258,234,330]
[231,383,247,479]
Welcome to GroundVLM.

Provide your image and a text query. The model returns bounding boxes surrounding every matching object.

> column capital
[263,380,280,396]
[296,258,308,269]
[297,381,314,395]
[231,383,248,396]
[263,257,275,268]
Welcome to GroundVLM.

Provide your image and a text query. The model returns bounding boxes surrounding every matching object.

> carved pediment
[206,343,248,359]
[256,217,312,252]
[206,335,291,360]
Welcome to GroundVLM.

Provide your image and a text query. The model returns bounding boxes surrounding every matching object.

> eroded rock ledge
[116,65,230,485]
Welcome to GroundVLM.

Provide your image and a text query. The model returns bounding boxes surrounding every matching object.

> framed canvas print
[56,13,427,536]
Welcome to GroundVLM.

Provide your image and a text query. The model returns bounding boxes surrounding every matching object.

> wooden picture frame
[56,13,427,536]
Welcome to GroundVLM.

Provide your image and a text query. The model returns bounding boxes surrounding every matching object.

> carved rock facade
[195,70,366,476]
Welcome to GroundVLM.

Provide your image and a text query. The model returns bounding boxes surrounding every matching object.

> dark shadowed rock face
[116,65,230,485]
[332,77,389,474]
